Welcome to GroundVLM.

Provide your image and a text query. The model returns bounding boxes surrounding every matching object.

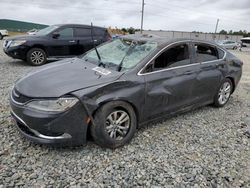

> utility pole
[214,19,219,34]
[140,0,145,34]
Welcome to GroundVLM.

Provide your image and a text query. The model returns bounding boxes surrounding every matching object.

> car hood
[15,58,124,98]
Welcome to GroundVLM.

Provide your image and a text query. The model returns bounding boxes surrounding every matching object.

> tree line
[218,30,250,37]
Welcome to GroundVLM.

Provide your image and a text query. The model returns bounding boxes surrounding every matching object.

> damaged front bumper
[10,99,89,147]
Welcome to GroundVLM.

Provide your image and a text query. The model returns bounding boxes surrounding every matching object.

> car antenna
[91,22,104,67]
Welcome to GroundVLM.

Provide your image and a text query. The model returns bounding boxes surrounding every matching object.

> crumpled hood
[15,58,123,98]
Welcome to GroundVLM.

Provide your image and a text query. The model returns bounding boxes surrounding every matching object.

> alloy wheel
[105,110,130,140]
[218,81,231,105]
[30,51,45,65]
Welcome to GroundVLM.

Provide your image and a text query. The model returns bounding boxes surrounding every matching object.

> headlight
[26,97,79,112]
[9,40,26,47]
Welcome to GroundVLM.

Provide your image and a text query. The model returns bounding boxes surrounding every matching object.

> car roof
[121,34,219,48]
[53,24,106,30]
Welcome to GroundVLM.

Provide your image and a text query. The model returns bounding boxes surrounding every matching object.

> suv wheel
[213,78,233,107]
[27,48,47,66]
[91,101,137,148]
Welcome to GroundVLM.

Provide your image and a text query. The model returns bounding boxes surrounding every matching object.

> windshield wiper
[117,41,137,71]
[91,23,104,67]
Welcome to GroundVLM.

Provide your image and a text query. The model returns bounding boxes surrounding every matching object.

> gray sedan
[216,40,239,50]
[10,34,243,148]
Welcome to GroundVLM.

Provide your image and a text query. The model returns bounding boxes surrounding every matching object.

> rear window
[194,44,218,63]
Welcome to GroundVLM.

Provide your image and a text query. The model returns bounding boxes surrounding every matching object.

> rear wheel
[0,33,3,40]
[213,78,233,107]
[91,101,137,148]
[27,48,47,66]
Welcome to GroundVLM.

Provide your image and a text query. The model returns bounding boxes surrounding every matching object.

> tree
[127,27,135,34]
[121,28,127,33]
[219,30,227,34]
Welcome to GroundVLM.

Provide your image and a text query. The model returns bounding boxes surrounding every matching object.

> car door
[47,27,75,57]
[192,42,226,102]
[141,42,200,120]
[73,27,93,55]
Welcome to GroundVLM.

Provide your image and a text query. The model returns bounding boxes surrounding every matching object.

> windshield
[83,39,158,71]
[35,25,58,35]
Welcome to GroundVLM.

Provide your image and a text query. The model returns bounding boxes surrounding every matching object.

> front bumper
[10,99,89,147]
[3,45,28,60]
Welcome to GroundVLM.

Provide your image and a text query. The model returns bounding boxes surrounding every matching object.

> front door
[142,42,200,121]
[48,27,76,57]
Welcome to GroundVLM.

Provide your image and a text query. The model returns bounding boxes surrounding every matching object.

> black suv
[3,24,111,65]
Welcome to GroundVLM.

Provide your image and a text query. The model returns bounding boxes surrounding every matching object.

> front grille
[12,88,33,104]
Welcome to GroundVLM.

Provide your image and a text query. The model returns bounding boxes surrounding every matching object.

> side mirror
[52,32,60,39]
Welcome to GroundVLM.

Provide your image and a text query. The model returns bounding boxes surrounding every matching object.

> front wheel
[91,101,137,148]
[213,79,233,107]
[27,48,47,66]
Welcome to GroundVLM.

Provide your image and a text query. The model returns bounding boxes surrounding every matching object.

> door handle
[69,40,75,43]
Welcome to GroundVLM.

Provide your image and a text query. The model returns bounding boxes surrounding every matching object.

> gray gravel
[0,40,250,187]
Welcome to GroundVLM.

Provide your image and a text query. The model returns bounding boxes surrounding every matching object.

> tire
[213,78,233,107]
[27,48,47,66]
[233,46,237,50]
[0,33,3,40]
[91,101,137,149]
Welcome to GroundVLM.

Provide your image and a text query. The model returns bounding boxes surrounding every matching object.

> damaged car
[10,34,243,148]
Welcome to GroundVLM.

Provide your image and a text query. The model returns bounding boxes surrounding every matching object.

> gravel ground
[0,40,250,187]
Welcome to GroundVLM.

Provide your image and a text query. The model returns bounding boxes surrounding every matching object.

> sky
[0,0,250,32]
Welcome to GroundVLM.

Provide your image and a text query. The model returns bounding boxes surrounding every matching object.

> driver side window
[144,43,190,73]
[58,28,73,38]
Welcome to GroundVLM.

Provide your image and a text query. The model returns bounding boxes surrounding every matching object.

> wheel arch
[27,44,48,57]
[91,99,140,128]
[225,76,235,94]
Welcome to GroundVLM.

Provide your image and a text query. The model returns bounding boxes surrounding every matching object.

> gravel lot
[0,40,250,187]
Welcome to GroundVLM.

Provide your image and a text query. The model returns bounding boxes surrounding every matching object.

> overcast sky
[0,0,250,32]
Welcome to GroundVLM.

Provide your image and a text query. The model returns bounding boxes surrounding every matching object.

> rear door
[141,42,200,120]
[192,42,226,102]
